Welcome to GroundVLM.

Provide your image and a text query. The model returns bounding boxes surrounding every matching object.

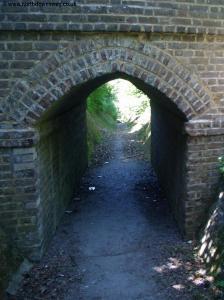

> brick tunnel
[1,36,224,260]
[35,71,189,259]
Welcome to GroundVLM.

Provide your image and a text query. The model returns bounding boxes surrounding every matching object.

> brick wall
[0,142,41,258]
[1,0,224,35]
[0,95,88,260]
[0,3,224,258]
[37,99,88,257]
[185,134,224,237]
[2,32,224,124]
[151,96,187,236]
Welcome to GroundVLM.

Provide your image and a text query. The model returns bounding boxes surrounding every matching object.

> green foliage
[86,83,118,163]
[129,88,144,97]
[86,112,102,162]
[87,83,118,120]
[215,280,224,288]
[134,97,149,116]
[218,156,224,177]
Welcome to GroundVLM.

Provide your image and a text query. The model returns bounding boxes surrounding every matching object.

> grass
[87,111,117,163]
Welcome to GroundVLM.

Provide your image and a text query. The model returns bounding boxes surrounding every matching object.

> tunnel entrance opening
[35,73,187,257]
[1,37,220,261]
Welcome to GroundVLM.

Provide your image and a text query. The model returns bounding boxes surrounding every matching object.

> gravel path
[14,124,215,300]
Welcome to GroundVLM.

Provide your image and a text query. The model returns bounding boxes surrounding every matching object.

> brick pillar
[184,117,224,239]
[0,128,42,260]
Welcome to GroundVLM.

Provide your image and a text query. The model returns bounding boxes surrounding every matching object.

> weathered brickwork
[151,98,187,236]
[36,101,88,259]
[0,3,224,258]
[0,145,40,256]
[3,32,224,123]
[2,1,224,35]
[185,135,224,237]
[1,36,214,125]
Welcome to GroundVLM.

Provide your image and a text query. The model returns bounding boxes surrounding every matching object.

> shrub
[86,83,118,162]
[87,83,118,120]
[219,156,224,177]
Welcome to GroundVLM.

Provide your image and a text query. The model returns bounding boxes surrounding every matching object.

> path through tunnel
[36,73,188,257]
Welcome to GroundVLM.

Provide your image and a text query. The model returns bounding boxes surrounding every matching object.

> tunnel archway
[0,36,220,259]
[2,36,213,124]
[35,72,188,248]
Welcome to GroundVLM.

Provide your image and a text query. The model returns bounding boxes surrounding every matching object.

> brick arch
[2,37,213,125]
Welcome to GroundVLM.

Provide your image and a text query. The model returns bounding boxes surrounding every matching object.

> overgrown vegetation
[87,84,117,120]
[128,94,151,160]
[111,79,151,160]
[213,156,224,292]
[219,156,224,178]
[87,83,118,162]
[197,156,224,298]
[86,79,151,162]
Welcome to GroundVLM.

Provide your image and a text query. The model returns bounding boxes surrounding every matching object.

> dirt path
[15,124,214,300]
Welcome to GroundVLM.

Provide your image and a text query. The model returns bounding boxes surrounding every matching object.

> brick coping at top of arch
[2,36,214,125]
